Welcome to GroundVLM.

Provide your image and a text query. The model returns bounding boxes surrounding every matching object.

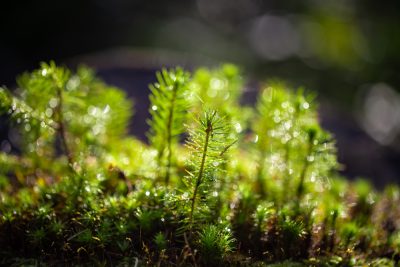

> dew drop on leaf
[45,108,53,117]
[254,134,259,143]
[234,123,242,133]
[49,98,58,108]
[103,105,110,114]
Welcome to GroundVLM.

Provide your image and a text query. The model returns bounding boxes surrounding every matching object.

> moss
[0,62,399,266]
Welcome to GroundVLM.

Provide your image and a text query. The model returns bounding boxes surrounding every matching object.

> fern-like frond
[185,110,235,235]
[0,87,57,130]
[147,67,190,185]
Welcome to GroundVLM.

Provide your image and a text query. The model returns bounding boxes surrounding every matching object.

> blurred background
[1,0,399,187]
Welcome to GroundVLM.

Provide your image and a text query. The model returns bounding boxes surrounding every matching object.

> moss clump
[0,62,399,266]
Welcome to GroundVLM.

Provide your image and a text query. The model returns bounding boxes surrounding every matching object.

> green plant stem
[165,83,178,185]
[189,123,211,237]
[296,139,314,201]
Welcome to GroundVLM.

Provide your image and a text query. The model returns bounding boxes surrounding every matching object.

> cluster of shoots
[0,62,400,266]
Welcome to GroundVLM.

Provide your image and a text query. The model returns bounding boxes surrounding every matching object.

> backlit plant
[0,62,399,266]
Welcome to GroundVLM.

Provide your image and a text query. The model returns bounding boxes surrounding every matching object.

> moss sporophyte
[0,62,399,266]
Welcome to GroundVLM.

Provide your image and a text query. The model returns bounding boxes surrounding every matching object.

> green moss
[0,62,399,266]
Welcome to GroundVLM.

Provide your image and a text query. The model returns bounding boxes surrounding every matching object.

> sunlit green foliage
[0,61,132,174]
[198,224,235,265]
[253,82,337,202]
[184,110,235,234]
[147,68,190,184]
[0,62,399,266]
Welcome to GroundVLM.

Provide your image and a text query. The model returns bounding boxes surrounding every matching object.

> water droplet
[210,78,224,90]
[88,106,98,116]
[45,108,53,118]
[103,105,110,114]
[307,155,315,162]
[66,76,80,90]
[145,191,150,196]
[303,102,310,109]
[234,122,242,133]
[24,124,31,132]
[49,98,58,108]
[254,135,259,143]
[41,69,47,76]
[151,105,158,111]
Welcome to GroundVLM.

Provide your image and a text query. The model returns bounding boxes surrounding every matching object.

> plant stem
[296,138,314,201]
[189,121,212,237]
[282,142,291,203]
[165,82,178,185]
[256,150,267,197]
[56,87,73,168]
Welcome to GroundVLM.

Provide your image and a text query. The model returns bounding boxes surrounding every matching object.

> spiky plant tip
[198,224,235,265]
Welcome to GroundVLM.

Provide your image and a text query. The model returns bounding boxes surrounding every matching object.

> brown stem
[256,150,267,198]
[296,138,314,201]
[56,87,73,167]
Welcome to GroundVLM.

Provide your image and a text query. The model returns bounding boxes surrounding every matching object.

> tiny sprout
[154,232,167,251]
